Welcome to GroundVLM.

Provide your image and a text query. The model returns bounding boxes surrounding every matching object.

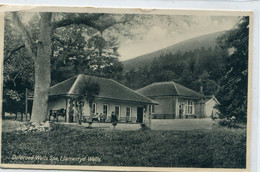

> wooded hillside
[123,31,225,72]
[121,45,228,96]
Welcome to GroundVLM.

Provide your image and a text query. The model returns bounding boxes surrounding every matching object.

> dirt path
[150,118,216,130]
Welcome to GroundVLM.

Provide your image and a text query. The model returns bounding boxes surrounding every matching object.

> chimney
[200,86,203,94]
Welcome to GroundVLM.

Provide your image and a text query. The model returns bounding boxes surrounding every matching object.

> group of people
[70,101,118,123]
[92,111,118,123]
[92,113,107,122]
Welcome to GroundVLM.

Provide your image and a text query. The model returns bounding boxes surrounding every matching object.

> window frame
[115,105,120,118]
[92,103,96,114]
[126,107,131,118]
[151,105,155,113]
[185,101,194,114]
[103,104,108,115]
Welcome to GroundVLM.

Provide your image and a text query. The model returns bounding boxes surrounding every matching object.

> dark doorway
[69,110,74,123]
[137,107,143,123]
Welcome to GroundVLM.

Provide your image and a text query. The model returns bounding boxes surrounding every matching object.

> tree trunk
[89,104,93,122]
[30,13,52,124]
[76,105,80,124]
[68,98,73,123]
[78,103,83,124]
[1,106,5,120]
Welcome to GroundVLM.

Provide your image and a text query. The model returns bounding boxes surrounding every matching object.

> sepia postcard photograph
[0,6,252,171]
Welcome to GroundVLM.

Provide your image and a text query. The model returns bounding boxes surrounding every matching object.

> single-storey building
[48,74,158,123]
[199,95,220,118]
[136,82,218,119]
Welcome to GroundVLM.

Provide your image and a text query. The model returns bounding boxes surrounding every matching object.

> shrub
[211,128,246,168]
[218,117,239,128]
[139,123,150,131]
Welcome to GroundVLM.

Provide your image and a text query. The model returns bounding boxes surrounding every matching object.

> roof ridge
[67,74,110,95]
[152,81,174,84]
[109,79,158,104]
[68,75,82,95]
[174,82,205,97]
[50,75,77,91]
[172,82,179,95]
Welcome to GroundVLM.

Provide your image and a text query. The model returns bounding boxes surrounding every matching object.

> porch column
[65,97,71,123]
[175,97,179,119]
[144,104,151,127]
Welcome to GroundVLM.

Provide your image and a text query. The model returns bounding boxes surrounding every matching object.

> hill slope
[123,31,225,71]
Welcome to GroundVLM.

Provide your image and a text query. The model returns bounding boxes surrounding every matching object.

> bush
[211,128,246,168]
[218,119,229,126]
[139,123,150,131]
[218,117,239,128]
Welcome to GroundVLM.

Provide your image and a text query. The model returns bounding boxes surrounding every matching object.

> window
[126,107,131,121]
[152,105,155,113]
[148,105,155,114]
[148,105,151,113]
[92,103,96,114]
[103,104,108,115]
[185,101,194,114]
[115,105,120,118]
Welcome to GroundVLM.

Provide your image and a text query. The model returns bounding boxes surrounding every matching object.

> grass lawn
[1,120,246,168]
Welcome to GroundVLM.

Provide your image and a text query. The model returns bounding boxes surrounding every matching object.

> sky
[13,13,240,62]
[117,15,240,61]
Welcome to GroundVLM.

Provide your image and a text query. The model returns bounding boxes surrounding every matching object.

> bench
[185,114,197,118]
[131,117,136,123]
[120,117,126,122]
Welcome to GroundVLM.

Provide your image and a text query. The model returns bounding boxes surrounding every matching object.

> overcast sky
[16,13,240,62]
[117,15,240,61]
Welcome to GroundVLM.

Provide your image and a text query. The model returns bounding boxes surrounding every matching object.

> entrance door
[179,104,184,119]
[69,109,74,123]
[137,107,143,123]
[115,105,120,120]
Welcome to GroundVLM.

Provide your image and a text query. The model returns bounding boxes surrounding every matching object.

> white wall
[205,98,219,118]
[48,97,66,112]
[82,99,145,123]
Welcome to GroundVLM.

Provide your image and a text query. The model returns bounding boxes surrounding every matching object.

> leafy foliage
[76,79,100,107]
[51,24,123,85]
[215,17,249,122]
[3,13,125,116]
[3,17,34,114]
[121,46,228,95]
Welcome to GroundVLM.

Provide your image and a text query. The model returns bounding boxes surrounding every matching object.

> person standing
[99,113,103,122]
[111,111,117,129]
[111,111,117,123]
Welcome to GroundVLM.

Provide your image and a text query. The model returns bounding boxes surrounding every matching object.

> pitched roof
[49,75,78,96]
[49,74,158,104]
[201,95,219,104]
[136,82,205,99]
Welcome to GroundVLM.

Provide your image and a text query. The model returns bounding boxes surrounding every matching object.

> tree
[3,16,34,118]
[11,12,54,123]
[51,24,123,84]
[8,12,197,123]
[51,24,87,84]
[74,78,100,125]
[10,12,130,123]
[215,16,249,122]
[195,71,218,95]
[122,46,227,94]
